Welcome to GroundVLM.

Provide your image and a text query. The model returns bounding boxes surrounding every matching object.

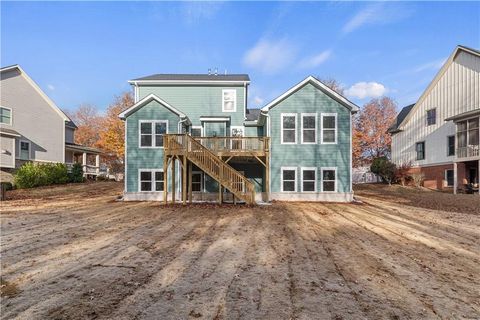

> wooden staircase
[164,134,256,204]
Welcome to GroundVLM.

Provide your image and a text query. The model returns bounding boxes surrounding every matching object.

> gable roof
[118,93,187,120]
[388,104,415,134]
[129,74,250,84]
[260,76,360,113]
[1,64,71,123]
[396,45,480,130]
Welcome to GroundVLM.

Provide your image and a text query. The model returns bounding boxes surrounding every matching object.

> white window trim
[321,113,337,145]
[281,167,297,192]
[192,171,204,192]
[301,167,317,192]
[222,89,237,112]
[0,106,12,125]
[281,113,297,145]
[320,167,337,193]
[138,169,164,192]
[445,169,454,187]
[138,120,168,149]
[191,126,203,137]
[301,113,317,144]
[18,139,31,160]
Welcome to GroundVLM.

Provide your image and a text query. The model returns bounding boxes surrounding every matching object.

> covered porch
[65,142,103,178]
[446,109,480,195]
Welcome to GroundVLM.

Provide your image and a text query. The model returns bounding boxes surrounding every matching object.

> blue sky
[2,1,479,113]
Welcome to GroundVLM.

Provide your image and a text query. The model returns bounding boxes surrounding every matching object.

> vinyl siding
[138,85,246,130]
[125,100,180,193]
[268,83,351,194]
[392,50,480,166]
[0,68,65,164]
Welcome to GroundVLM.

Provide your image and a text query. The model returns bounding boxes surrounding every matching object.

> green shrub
[68,163,84,183]
[14,162,70,189]
[371,157,396,185]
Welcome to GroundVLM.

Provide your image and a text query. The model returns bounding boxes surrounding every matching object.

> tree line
[68,82,397,172]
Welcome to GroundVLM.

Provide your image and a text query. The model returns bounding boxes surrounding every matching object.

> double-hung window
[139,120,168,148]
[139,169,164,192]
[416,141,425,160]
[281,113,297,144]
[0,106,12,125]
[321,168,336,192]
[19,140,30,160]
[301,167,316,192]
[301,113,317,144]
[222,89,236,112]
[281,167,297,192]
[321,113,337,144]
[447,135,455,157]
[426,109,436,126]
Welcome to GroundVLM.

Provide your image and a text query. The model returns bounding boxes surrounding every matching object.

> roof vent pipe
[214,68,218,76]
[208,68,211,75]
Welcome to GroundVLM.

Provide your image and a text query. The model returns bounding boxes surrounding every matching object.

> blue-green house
[119,74,359,203]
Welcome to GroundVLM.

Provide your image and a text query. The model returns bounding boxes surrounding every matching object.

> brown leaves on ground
[354,183,480,214]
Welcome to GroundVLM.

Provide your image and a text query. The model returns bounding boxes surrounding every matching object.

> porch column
[453,162,457,195]
[95,154,100,174]
[82,152,87,173]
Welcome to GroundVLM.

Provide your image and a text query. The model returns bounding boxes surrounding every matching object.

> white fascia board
[118,93,186,119]
[1,65,70,122]
[261,76,360,113]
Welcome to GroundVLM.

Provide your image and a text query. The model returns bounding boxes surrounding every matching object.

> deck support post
[163,156,168,204]
[219,185,223,204]
[188,161,192,203]
[172,157,176,204]
[453,162,458,195]
[265,154,270,202]
[182,156,187,204]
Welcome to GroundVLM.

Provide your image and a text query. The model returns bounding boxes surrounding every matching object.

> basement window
[139,169,164,192]
[281,167,297,192]
[321,168,336,192]
[301,168,316,192]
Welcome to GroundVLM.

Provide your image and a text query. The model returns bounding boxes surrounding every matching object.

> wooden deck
[163,134,270,205]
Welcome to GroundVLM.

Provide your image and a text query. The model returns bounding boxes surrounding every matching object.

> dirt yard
[1,182,479,319]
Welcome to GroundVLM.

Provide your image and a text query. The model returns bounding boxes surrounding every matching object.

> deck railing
[164,134,256,204]
[457,145,480,158]
[193,136,269,154]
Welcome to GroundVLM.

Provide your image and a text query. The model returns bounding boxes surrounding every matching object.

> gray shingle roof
[131,74,250,82]
[246,109,261,121]
[388,104,415,133]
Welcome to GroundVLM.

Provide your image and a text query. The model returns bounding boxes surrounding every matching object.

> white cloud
[298,50,332,69]
[412,58,446,73]
[342,3,413,34]
[345,82,387,99]
[243,38,297,74]
[181,2,223,24]
[47,84,55,91]
[253,96,264,105]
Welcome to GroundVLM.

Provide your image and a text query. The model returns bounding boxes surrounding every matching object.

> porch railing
[193,136,269,154]
[457,145,480,158]
[66,163,100,175]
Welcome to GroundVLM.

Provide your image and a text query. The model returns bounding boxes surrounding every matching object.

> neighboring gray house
[0,65,101,181]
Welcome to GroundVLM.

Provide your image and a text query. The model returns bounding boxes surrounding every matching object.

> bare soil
[1,182,479,319]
